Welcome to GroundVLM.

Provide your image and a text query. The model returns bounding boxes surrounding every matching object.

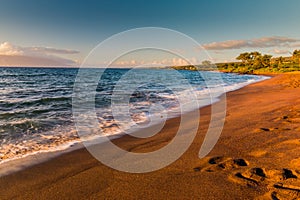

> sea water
[0,67,269,163]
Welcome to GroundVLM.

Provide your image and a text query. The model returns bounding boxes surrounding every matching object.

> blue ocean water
[0,67,268,162]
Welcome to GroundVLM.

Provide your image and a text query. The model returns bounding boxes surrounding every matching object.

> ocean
[0,67,269,163]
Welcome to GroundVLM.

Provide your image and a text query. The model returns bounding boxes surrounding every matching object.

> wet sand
[1,74,300,199]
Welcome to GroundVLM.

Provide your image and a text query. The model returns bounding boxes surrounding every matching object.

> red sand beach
[1,74,300,199]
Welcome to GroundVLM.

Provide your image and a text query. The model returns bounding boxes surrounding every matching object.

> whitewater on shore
[0,67,270,170]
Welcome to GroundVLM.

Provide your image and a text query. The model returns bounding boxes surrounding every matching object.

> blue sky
[1,0,300,66]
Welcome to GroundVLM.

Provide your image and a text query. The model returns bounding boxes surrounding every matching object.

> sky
[1,0,300,66]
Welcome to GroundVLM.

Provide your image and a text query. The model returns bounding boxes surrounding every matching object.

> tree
[252,54,271,69]
[293,49,300,56]
[278,56,284,65]
[292,50,300,64]
[236,52,250,63]
[236,52,262,64]
[249,51,262,62]
[261,54,272,67]
[236,51,272,69]
[201,60,212,66]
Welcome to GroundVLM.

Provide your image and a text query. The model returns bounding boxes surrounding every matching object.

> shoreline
[2,74,300,199]
[0,72,269,175]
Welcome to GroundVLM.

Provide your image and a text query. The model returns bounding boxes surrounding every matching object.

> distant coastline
[171,50,300,75]
[2,49,300,75]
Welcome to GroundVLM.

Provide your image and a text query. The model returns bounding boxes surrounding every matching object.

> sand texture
[1,74,300,199]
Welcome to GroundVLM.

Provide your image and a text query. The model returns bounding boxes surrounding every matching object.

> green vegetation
[218,50,300,74]
[171,50,300,74]
[172,60,216,71]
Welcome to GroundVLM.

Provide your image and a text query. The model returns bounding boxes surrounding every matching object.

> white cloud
[26,47,79,54]
[290,42,300,48]
[203,40,247,50]
[171,58,189,66]
[202,36,299,50]
[113,57,199,67]
[0,42,79,66]
[270,48,290,55]
[0,42,23,56]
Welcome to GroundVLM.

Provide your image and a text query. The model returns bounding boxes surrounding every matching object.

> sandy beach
[1,73,300,199]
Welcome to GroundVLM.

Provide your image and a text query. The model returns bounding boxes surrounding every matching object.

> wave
[0,68,270,170]
[0,73,48,77]
[0,96,71,110]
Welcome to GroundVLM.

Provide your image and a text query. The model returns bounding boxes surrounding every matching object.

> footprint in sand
[193,156,248,172]
[229,167,267,187]
[270,181,300,200]
[274,113,300,127]
[231,167,300,199]
[260,128,272,132]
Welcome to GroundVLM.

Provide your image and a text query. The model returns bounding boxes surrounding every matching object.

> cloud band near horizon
[202,36,300,51]
[0,42,79,66]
